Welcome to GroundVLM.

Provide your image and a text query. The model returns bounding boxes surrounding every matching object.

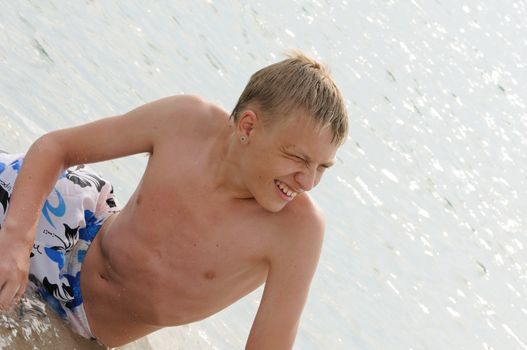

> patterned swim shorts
[0,152,119,339]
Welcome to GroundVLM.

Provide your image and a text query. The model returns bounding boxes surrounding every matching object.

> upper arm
[42,95,208,167]
[246,201,325,350]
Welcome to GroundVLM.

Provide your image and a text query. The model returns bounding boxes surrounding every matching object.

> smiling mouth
[274,179,298,198]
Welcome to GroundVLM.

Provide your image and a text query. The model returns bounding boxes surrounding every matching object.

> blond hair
[231,51,348,145]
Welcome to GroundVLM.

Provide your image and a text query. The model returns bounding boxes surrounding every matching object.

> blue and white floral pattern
[0,153,119,339]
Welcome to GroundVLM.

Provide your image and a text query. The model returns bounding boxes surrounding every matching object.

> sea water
[1,1,527,349]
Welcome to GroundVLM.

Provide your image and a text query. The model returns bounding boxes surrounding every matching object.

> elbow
[29,133,69,168]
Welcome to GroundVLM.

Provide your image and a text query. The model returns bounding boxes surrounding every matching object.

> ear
[237,109,260,138]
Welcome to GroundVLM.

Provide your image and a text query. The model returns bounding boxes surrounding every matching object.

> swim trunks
[0,152,119,340]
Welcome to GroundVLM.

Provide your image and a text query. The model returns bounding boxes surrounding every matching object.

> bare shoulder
[267,194,326,262]
[126,94,229,151]
[282,194,325,236]
[141,94,228,130]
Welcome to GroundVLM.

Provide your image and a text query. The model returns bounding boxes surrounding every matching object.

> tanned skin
[0,95,338,349]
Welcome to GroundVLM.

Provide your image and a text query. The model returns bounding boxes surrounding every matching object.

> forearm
[2,134,67,249]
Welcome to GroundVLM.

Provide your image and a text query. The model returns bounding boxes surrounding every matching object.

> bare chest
[99,160,271,324]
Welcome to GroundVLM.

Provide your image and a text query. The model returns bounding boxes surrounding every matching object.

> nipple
[204,271,216,280]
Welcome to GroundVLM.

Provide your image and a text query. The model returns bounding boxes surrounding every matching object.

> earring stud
[240,135,248,143]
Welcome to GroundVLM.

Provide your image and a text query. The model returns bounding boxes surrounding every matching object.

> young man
[0,53,348,349]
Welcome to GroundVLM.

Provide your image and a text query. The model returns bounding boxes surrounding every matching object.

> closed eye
[284,154,309,168]
[293,155,310,167]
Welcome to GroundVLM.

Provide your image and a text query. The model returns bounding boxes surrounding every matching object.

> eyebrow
[283,145,336,168]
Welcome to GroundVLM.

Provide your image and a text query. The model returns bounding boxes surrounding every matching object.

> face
[238,110,338,212]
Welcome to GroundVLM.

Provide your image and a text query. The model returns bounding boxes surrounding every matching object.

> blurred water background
[1,1,527,349]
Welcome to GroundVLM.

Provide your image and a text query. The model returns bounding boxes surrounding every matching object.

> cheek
[246,155,273,180]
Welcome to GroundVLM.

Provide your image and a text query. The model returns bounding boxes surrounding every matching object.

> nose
[294,168,321,192]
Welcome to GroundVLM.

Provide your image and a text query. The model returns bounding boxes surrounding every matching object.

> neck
[208,123,252,199]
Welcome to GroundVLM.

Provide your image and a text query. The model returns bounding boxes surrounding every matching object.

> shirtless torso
[0,95,337,349]
[82,142,282,345]
[77,96,334,347]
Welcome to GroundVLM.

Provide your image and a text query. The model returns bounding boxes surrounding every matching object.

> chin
[266,204,287,213]
[255,197,288,213]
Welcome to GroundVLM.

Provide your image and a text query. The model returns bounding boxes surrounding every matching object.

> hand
[0,230,30,311]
